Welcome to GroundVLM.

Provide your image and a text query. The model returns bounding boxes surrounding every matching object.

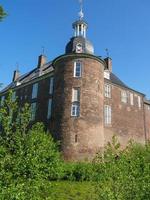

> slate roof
[144,99,150,105]
[0,61,53,94]
[0,57,146,98]
[106,72,145,96]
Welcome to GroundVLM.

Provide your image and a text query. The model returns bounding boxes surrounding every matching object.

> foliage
[94,136,150,200]
[0,92,150,199]
[0,181,97,200]
[0,5,7,21]
[0,91,63,198]
[62,162,94,181]
[48,181,97,200]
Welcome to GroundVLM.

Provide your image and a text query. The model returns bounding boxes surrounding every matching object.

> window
[130,93,134,105]
[147,105,150,110]
[104,105,112,125]
[71,103,80,117]
[104,84,111,98]
[121,90,128,103]
[75,134,78,143]
[74,61,82,77]
[49,77,54,95]
[71,88,80,117]
[72,88,80,102]
[31,102,37,121]
[47,99,52,119]
[0,96,5,106]
[104,71,110,79]
[32,83,38,99]
[138,96,141,108]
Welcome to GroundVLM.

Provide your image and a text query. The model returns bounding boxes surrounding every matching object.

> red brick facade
[0,53,150,161]
[104,81,146,147]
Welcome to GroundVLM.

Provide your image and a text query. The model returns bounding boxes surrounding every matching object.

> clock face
[76,43,83,53]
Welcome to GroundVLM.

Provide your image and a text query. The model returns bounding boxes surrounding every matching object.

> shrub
[94,138,150,200]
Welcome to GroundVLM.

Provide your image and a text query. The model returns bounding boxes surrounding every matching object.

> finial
[41,46,45,55]
[105,48,110,57]
[78,0,84,20]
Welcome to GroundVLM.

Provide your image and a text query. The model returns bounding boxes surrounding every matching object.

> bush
[12,123,64,180]
[62,162,94,181]
[94,138,150,200]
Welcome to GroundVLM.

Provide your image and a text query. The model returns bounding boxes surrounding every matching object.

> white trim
[74,61,82,77]
[71,103,80,117]
[104,84,111,98]
[104,105,112,125]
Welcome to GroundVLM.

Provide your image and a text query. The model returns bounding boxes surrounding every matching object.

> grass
[44,181,97,200]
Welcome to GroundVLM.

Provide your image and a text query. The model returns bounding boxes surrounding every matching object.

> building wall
[144,103,150,140]
[0,56,150,161]
[7,75,53,127]
[104,81,146,146]
[53,55,104,160]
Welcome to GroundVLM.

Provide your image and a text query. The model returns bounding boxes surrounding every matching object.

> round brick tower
[52,7,105,161]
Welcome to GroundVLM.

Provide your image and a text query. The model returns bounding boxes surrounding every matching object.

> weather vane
[105,48,110,57]
[78,0,84,20]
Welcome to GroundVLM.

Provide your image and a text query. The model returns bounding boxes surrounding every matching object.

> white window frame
[71,87,80,117]
[31,102,37,121]
[47,99,52,119]
[138,96,141,108]
[121,90,128,103]
[104,84,111,98]
[71,103,80,117]
[130,93,134,105]
[32,83,38,99]
[49,77,54,95]
[72,88,80,102]
[104,71,110,79]
[104,105,112,125]
[74,61,82,78]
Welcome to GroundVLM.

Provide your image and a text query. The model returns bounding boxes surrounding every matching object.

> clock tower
[65,1,94,55]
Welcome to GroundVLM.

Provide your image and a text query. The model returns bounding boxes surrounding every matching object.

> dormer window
[104,71,110,80]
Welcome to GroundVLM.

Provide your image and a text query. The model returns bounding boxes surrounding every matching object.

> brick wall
[104,81,146,146]
[53,54,105,160]
[144,103,150,140]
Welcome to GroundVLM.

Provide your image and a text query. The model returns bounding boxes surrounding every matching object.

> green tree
[0,91,63,199]
[0,5,7,21]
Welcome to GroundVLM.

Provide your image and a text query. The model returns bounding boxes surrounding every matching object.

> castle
[0,4,150,161]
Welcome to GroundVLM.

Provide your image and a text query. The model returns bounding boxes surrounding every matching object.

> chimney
[37,54,47,68]
[104,57,112,72]
[13,70,20,82]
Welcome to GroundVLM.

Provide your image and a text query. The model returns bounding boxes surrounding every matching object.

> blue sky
[0,0,150,98]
